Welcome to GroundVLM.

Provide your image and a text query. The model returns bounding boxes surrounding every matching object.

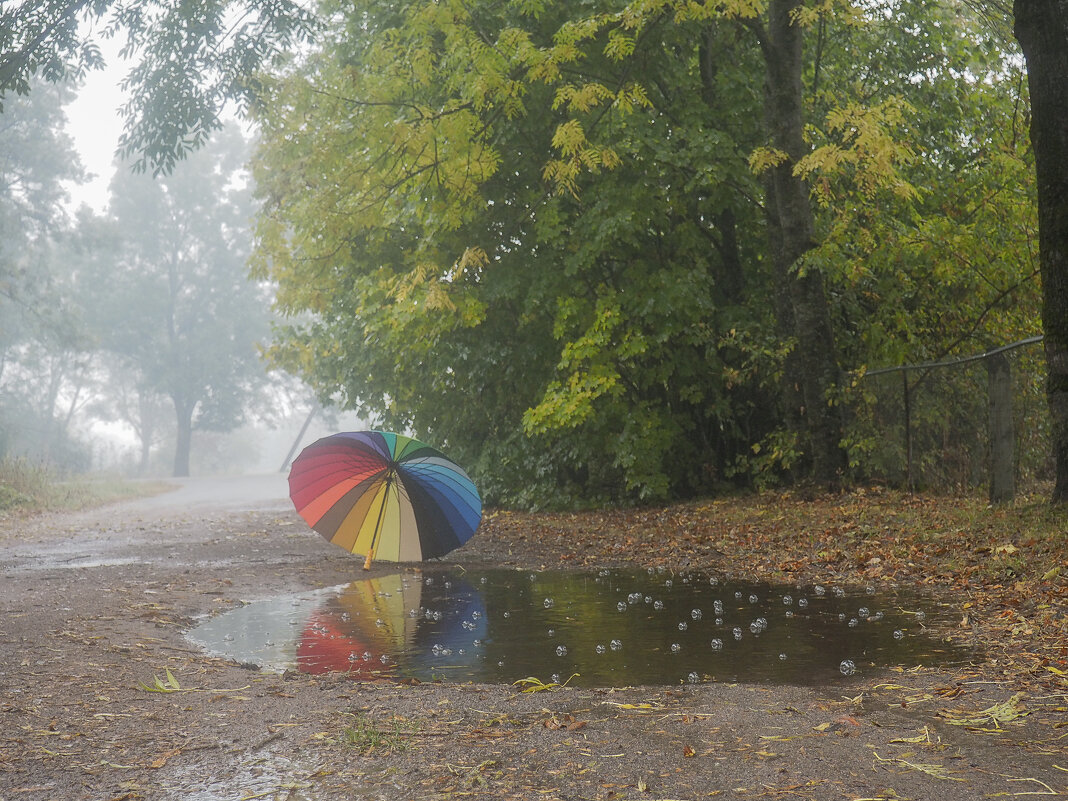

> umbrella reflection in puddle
[187,567,971,686]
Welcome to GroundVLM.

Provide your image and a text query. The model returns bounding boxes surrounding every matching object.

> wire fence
[853,336,1049,501]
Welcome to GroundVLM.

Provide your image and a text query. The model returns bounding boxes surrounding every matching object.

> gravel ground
[1,475,1064,801]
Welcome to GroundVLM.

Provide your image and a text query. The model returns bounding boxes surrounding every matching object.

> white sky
[62,34,128,214]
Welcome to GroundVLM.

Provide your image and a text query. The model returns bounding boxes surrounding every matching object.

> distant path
[115,472,293,517]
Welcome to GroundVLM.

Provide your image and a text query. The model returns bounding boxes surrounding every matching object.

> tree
[0,79,95,466]
[253,0,1032,506]
[84,126,272,476]
[0,0,317,173]
[1014,0,1068,504]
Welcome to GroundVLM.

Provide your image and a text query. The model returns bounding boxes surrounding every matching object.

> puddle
[187,567,971,687]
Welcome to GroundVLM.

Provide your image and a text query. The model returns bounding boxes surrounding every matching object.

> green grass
[340,712,416,753]
[0,458,172,515]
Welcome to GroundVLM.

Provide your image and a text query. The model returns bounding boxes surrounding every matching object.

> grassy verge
[0,458,173,516]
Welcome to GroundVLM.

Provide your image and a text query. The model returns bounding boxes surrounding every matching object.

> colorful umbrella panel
[289,431,481,566]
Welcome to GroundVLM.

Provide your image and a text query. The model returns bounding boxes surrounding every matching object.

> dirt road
[1,477,1064,800]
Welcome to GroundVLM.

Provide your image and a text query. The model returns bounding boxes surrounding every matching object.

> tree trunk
[1014,0,1068,504]
[173,398,193,478]
[762,0,846,487]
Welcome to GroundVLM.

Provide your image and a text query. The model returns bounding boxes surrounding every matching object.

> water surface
[188,567,970,686]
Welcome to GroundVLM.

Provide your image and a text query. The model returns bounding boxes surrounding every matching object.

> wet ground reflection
[187,567,972,686]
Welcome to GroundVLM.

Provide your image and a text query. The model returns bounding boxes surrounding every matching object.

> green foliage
[0,1,319,174]
[250,0,1043,507]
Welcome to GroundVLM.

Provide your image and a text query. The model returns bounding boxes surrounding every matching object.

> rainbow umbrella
[288,431,482,569]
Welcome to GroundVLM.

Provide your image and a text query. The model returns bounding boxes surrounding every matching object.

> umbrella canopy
[288,431,481,568]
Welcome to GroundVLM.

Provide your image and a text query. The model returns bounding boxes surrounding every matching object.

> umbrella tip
[363,552,373,571]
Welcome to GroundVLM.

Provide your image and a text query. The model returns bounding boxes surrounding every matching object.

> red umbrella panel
[288,431,482,569]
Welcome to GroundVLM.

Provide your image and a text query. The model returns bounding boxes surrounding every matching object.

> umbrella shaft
[365,471,394,566]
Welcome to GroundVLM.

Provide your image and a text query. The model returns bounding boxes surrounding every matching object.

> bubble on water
[628,592,643,604]
[480,577,487,584]
[748,594,758,604]
[375,618,385,627]
[871,611,884,622]
[671,643,681,653]
[348,652,358,662]
[749,622,761,634]
[551,673,560,683]
[497,661,504,667]
[779,653,787,661]
[223,634,234,642]
[362,651,372,661]
[458,649,466,655]
[665,579,673,588]
[409,608,420,618]
[710,638,723,651]
[678,622,688,631]
[543,597,555,609]
[529,574,537,582]
[858,607,869,619]
[848,618,859,627]
[838,613,846,622]
[893,629,904,640]
[471,610,482,620]
[915,610,926,621]
[840,659,856,676]
[797,598,809,609]
[473,639,482,647]
[866,586,876,595]
[657,566,666,574]
[433,611,443,621]
[444,581,452,589]
[340,612,350,621]
[814,585,826,596]
[617,601,628,612]
[785,610,794,618]
[547,628,555,637]
[596,644,606,654]
[715,618,723,625]
[425,578,434,585]
[709,576,718,586]
[691,608,702,620]
[503,611,510,618]
[783,595,793,605]
[834,587,845,598]
[610,639,622,651]
[732,627,743,640]
[264,640,275,647]
[380,654,390,664]
[687,671,700,684]
[645,596,652,604]
[735,591,743,599]
[556,645,568,657]
[653,600,664,611]
[713,600,724,615]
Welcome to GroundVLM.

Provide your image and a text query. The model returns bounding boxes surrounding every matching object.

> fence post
[986,352,1015,504]
[902,371,914,491]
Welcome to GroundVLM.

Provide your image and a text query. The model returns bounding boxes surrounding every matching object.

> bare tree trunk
[1014,0,1068,504]
[760,0,846,487]
[173,397,193,478]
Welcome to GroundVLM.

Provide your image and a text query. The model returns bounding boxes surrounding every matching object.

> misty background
[0,50,356,479]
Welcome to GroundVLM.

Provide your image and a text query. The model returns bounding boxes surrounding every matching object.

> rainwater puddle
[187,567,971,687]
